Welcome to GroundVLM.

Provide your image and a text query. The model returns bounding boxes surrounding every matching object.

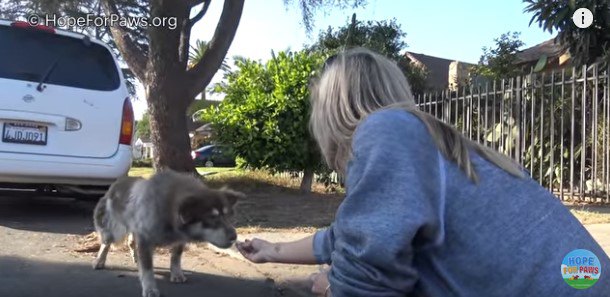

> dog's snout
[228,231,237,242]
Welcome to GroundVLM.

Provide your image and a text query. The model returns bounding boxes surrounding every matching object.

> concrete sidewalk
[586,223,610,256]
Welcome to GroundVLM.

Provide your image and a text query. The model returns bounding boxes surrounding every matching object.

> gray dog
[92,170,244,297]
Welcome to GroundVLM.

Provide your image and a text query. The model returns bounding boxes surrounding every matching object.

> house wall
[133,141,155,160]
[449,61,474,91]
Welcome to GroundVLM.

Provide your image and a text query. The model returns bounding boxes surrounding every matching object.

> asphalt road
[3,192,607,297]
[0,193,298,297]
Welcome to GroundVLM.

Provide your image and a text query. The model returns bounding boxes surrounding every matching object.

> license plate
[2,122,48,145]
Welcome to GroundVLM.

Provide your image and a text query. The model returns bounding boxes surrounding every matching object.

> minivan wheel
[204,160,214,167]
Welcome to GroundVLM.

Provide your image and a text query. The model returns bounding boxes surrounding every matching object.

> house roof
[137,136,151,143]
[405,52,474,90]
[515,38,566,65]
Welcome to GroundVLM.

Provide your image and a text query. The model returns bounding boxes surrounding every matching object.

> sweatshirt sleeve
[327,110,446,297]
[313,227,335,264]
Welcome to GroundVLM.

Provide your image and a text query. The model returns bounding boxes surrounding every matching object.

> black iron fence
[417,65,610,203]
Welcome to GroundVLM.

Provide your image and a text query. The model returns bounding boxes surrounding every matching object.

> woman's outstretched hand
[236,238,275,263]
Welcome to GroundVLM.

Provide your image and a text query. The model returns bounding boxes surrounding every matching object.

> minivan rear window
[0,25,120,91]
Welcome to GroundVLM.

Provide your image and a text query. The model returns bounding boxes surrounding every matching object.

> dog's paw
[170,271,187,283]
[142,288,160,297]
[92,259,105,270]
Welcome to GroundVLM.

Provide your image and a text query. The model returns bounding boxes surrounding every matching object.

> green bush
[202,50,329,191]
[132,158,153,168]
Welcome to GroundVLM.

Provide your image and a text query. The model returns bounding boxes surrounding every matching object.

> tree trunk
[102,0,243,175]
[300,169,314,192]
[147,82,196,174]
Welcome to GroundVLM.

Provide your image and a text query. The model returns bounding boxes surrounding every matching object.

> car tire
[204,160,214,167]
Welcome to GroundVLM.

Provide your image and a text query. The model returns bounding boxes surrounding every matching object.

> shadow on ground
[566,204,610,214]
[201,173,345,230]
[0,193,96,235]
[0,256,277,297]
[0,174,345,235]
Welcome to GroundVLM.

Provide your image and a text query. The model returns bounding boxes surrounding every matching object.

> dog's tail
[93,195,127,244]
[93,196,107,233]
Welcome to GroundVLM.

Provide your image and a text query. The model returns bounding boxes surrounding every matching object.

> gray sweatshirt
[313,109,610,297]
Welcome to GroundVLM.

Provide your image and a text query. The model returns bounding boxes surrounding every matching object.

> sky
[133,0,555,119]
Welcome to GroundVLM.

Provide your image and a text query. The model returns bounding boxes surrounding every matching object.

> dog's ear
[178,198,200,225]
[220,186,245,206]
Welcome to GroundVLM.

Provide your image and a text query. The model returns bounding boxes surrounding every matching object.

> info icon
[572,8,593,29]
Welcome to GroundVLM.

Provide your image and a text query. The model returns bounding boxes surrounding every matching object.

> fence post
[549,71,556,194]
[443,90,450,123]
[592,64,599,202]
[604,66,610,203]
[580,65,587,201]
[570,66,576,201]
[467,85,473,139]
[539,72,546,188]
[515,76,522,165]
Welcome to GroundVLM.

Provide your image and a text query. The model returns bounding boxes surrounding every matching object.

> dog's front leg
[170,243,187,283]
[136,237,159,297]
[128,233,138,264]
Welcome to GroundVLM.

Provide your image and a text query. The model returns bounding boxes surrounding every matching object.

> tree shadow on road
[0,171,347,235]
[0,194,96,235]
[0,255,284,297]
[203,172,344,231]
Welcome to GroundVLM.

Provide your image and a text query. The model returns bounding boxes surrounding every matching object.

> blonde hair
[309,47,524,182]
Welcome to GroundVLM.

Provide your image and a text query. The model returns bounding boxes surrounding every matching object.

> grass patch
[203,169,337,194]
[563,278,598,289]
[128,167,337,194]
[570,209,610,225]
[128,167,237,178]
[567,204,610,225]
[197,167,236,173]
[128,167,154,178]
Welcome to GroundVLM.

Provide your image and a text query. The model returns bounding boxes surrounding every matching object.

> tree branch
[179,0,211,64]
[179,18,191,65]
[101,0,148,83]
[187,0,206,8]
[186,0,244,98]
[190,0,211,25]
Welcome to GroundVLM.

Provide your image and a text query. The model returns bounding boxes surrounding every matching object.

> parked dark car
[191,145,236,167]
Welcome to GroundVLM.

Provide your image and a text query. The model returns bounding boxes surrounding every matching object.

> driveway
[0,194,305,297]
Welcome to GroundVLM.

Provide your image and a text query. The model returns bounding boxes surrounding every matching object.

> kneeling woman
[237,48,610,297]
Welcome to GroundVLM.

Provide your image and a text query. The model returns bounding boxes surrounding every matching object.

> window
[0,26,120,91]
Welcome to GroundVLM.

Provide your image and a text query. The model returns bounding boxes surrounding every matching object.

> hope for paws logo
[561,249,601,289]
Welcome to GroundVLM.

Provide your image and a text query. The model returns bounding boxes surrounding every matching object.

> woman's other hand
[236,238,275,263]
[310,268,331,297]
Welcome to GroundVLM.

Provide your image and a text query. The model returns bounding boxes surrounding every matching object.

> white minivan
[0,20,134,197]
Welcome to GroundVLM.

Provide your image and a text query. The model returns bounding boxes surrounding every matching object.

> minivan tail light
[11,21,56,34]
[119,98,134,145]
